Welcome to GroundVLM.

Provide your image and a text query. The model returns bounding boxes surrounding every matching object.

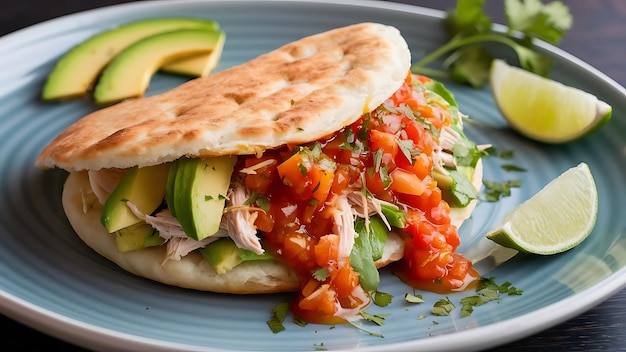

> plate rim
[2,0,626,351]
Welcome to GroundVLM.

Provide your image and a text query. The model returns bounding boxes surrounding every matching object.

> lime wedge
[490,59,612,143]
[485,162,597,255]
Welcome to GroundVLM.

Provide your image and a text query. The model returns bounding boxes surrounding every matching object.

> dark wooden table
[2,1,625,351]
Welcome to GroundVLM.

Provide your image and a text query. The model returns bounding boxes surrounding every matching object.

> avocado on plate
[43,17,220,101]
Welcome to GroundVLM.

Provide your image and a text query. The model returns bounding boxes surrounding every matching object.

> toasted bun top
[36,22,411,171]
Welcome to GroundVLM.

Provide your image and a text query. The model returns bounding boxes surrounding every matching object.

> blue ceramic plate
[1,1,625,351]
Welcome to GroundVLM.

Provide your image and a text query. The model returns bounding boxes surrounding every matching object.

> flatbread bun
[61,160,482,294]
[36,22,411,171]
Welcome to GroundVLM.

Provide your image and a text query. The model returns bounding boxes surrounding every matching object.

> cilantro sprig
[411,0,572,87]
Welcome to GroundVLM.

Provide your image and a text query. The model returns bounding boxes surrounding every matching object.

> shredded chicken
[223,183,264,255]
[346,191,398,231]
[239,159,276,175]
[163,235,218,263]
[87,168,126,205]
[331,194,358,263]
[126,202,221,262]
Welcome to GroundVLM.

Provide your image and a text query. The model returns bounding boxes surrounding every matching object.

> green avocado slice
[42,17,219,101]
[100,163,170,233]
[115,222,164,253]
[93,28,225,105]
[166,156,237,241]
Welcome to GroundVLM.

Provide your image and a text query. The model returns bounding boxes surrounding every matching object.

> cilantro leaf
[360,311,390,326]
[312,267,329,281]
[505,0,573,44]
[405,293,425,304]
[447,0,492,35]
[431,297,456,316]
[349,217,387,291]
[267,302,289,333]
[411,0,572,87]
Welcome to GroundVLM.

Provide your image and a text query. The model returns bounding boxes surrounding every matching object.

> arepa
[37,22,410,171]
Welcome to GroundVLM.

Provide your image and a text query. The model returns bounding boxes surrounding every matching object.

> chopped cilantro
[372,291,393,307]
[314,342,327,351]
[312,267,329,281]
[397,138,418,164]
[298,163,308,177]
[255,195,270,212]
[404,293,425,304]
[501,164,526,172]
[358,112,371,140]
[482,179,522,202]
[459,277,523,318]
[267,302,289,333]
[293,317,308,327]
[485,146,515,159]
[360,311,390,326]
[431,297,455,316]
[204,195,213,201]
[243,192,270,212]
[373,148,384,172]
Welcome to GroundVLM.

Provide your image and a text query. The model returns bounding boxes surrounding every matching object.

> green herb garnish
[405,293,425,304]
[267,302,289,333]
[360,311,391,326]
[482,179,522,202]
[411,0,572,87]
[431,297,456,316]
[501,164,526,172]
[372,290,393,307]
[312,267,329,281]
[460,277,523,317]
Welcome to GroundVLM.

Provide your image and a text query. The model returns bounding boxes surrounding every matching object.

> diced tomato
[276,152,310,198]
[330,165,354,195]
[253,210,274,233]
[403,119,434,155]
[389,168,426,196]
[237,72,476,325]
[369,130,398,159]
[298,284,337,316]
[282,232,315,270]
[243,155,278,194]
[398,152,432,180]
[314,234,340,270]
[331,262,360,301]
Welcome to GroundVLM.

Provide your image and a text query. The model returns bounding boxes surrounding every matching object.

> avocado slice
[42,18,219,101]
[101,163,170,233]
[93,29,225,105]
[159,34,225,77]
[200,238,273,274]
[115,222,164,252]
[166,156,237,241]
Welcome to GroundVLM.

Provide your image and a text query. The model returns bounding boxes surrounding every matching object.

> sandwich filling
[85,72,483,324]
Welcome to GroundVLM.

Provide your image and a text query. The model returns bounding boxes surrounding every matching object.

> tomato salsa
[235,73,479,324]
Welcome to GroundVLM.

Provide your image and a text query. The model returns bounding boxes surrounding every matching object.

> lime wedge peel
[486,162,598,255]
[490,59,612,144]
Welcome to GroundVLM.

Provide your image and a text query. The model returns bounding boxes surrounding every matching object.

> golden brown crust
[37,23,411,171]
